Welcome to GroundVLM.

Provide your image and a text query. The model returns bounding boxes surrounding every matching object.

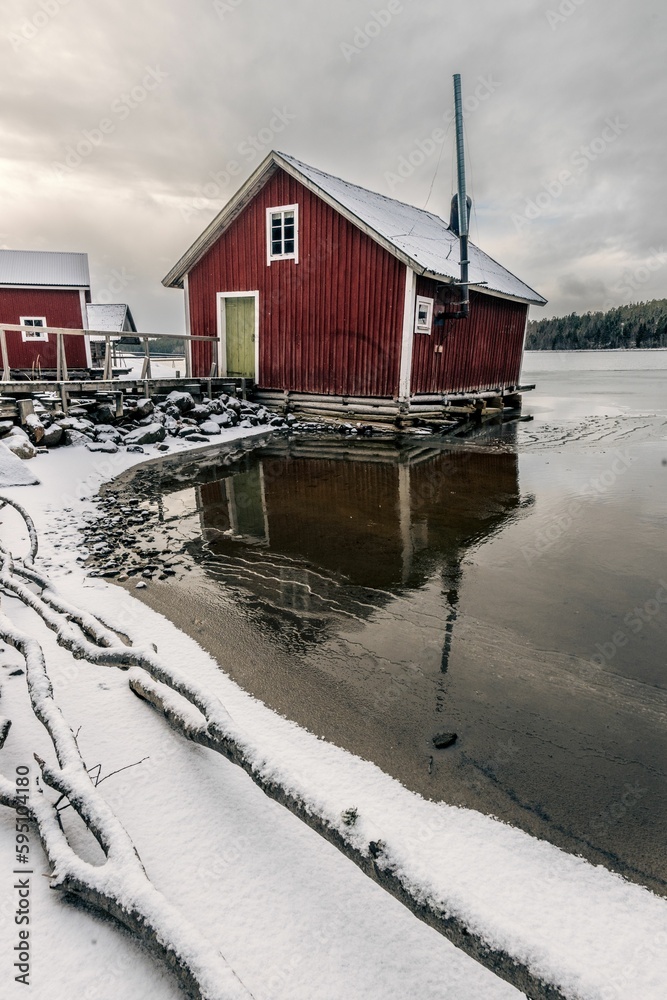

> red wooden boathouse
[0,250,92,373]
[163,152,546,417]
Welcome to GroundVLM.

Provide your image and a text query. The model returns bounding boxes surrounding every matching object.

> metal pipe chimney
[453,73,469,317]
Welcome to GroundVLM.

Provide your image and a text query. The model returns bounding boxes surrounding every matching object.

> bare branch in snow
[55,756,150,813]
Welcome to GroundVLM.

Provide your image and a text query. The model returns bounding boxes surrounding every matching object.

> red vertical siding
[410,277,527,395]
[187,168,406,397]
[0,288,87,369]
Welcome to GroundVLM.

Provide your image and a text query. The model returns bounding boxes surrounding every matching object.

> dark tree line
[526,299,667,350]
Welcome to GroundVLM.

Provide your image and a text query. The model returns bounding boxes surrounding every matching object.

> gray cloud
[1,0,665,329]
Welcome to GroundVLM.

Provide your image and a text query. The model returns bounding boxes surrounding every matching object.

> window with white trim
[266,204,298,264]
[414,296,433,334]
[20,317,48,342]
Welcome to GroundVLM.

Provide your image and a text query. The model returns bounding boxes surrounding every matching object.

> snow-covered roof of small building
[86,303,136,334]
[0,249,90,288]
[163,151,546,306]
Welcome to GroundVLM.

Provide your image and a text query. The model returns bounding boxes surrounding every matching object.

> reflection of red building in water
[163,151,546,416]
[193,438,522,597]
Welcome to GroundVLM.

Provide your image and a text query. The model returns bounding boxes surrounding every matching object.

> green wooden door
[225,296,256,377]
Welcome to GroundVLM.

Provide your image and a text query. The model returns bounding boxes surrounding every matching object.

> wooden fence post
[185,338,192,379]
[140,338,152,380]
[103,336,113,380]
[59,382,69,415]
[0,329,9,381]
[56,334,69,382]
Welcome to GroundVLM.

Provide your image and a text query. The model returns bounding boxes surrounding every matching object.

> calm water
[104,351,667,895]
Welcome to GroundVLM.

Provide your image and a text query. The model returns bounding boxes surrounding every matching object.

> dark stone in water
[432,732,458,749]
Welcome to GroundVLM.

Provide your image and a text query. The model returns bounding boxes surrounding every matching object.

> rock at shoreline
[5,427,36,460]
[86,441,119,454]
[124,423,166,446]
[199,420,221,436]
[166,390,195,413]
[25,413,45,444]
[0,442,40,484]
[42,423,64,447]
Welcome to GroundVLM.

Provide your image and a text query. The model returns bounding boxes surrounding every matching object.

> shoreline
[1,420,666,999]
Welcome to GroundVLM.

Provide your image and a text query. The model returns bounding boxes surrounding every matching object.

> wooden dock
[0,376,253,421]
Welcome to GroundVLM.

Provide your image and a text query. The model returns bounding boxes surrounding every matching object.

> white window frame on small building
[20,317,49,342]
[414,296,433,334]
[266,204,299,265]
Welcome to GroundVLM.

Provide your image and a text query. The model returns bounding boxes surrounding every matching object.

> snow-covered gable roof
[0,249,90,288]
[86,302,136,334]
[278,153,546,305]
[163,151,546,306]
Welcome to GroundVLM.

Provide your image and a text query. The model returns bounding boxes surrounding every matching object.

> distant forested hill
[526,299,667,350]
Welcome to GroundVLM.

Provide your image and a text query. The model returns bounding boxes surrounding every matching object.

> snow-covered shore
[1,430,666,1000]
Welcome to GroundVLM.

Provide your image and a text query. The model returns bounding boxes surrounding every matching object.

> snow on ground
[0,431,666,999]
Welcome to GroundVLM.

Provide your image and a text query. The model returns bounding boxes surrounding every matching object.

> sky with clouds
[1,0,665,331]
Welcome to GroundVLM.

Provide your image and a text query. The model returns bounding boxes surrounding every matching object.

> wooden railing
[0,325,220,382]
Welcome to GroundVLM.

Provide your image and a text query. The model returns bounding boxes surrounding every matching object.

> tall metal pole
[453,74,469,316]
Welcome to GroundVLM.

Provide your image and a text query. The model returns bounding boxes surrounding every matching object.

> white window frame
[414,296,434,335]
[20,317,49,342]
[266,204,299,265]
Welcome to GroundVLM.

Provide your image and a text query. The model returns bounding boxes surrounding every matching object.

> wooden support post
[56,334,69,383]
[114,391,124,418]
[241,377,247,400]
[503,392,522,411]
[208,361,217,377]
[103,336,113,380]
[205,378,212,400]
[140,338,152,380]
[0,329,9,381]
[59,382,69,415]
[17,399,34,425]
